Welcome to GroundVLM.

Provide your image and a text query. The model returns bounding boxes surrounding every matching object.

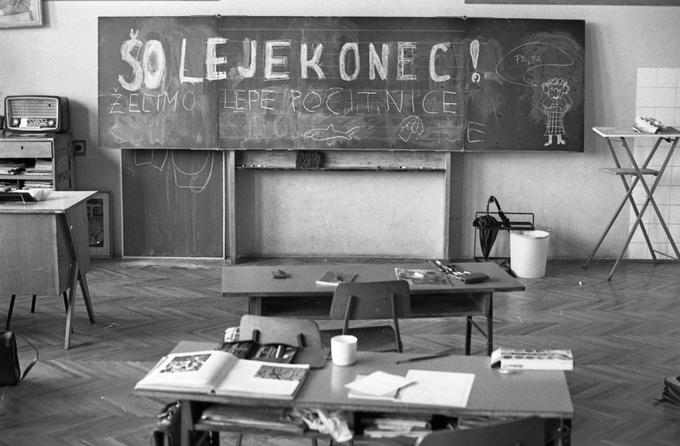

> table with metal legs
[584,127,680,279]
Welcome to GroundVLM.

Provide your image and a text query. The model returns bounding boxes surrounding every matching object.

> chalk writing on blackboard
[99,17,584,152]
[133,150,215,193]
[98,17,219,149]
[464,19,584,151]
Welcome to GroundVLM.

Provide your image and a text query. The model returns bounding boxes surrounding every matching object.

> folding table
[584,126,680,279]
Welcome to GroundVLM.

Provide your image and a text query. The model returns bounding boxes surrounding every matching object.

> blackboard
[216,17,466,151]
[98,17,219,149]
[121,149,223,257]
[463,18,585,151]
[99,16,584,152]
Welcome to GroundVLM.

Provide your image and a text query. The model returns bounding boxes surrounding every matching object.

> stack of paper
[24,159,53,176]
[361,416,432,439]
[345,371,415,399]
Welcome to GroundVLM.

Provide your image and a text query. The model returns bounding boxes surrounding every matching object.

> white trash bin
[510,229,551,278]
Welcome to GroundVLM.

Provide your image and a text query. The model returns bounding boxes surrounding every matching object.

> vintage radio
[4,95,69,133]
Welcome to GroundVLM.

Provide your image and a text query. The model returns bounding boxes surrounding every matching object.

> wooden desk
[137,345,573,446]
[0,191,97,349]
[585,127,680,279]
[222,262,524,355]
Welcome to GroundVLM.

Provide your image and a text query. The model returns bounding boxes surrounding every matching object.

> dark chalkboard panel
[98,16,584,151]
[463,18,585,151]
[122,149,223,257]
[216,17,466,151]
[99,17,219,149]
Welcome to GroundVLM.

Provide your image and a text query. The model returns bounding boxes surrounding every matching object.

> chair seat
[321,325,399,352]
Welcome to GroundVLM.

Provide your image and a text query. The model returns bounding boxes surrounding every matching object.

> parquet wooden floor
[1,259,680,445]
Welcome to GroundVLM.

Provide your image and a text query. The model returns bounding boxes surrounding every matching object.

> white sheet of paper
[345,371,415,397]
[399,370,475,407]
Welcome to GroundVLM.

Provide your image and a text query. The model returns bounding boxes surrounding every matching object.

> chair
[231,315,326,446]
[325,280,411,352]
[417,417,545,446]
[238,314,323,348]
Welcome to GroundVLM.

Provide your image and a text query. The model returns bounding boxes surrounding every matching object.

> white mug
[331,335,358,366]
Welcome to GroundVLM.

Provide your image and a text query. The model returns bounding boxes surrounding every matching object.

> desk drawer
[0,140,53,158]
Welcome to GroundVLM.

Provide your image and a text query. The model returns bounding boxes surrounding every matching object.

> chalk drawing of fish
[303,124,360,142]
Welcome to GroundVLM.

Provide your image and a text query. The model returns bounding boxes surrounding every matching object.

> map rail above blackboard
[98,16,585,152]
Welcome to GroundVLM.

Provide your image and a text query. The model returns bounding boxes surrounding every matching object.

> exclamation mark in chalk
[470,39,481,84]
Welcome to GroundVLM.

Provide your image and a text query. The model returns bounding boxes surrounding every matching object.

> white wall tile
[631,68,680,260]
[638,68,659,88]
[658,68,679,88]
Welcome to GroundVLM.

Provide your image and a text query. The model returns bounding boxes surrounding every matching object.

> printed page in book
[215,360,310,399]
[134,350,237,393]
[135,350,311,399]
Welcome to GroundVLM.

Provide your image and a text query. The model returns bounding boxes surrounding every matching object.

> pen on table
[395,351,452,364]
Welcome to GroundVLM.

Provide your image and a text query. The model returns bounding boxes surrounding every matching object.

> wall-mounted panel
[98,17,219,149]
[99,16,585,152]
[121,149,223,257]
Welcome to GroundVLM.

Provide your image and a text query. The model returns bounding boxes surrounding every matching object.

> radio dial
[47,119,55,127]
[12,118,20,126]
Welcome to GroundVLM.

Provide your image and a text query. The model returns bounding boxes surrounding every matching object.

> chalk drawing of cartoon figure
[540,77,573,146]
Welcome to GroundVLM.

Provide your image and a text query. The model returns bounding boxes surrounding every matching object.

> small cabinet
[0,133,74,190]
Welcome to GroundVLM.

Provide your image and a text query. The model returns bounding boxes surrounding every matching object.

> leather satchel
[0,331,38,386]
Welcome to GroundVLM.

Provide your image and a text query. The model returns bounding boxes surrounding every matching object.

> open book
[135,350,310,399]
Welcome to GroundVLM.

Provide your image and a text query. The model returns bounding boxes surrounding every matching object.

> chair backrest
[238,314,323,348]
[417,417,545,446]
[330,280,411,321]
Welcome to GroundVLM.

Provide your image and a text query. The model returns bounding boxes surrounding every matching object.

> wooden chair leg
[6,294,16,330]
[30,295,37,313]
[62,291,68,313]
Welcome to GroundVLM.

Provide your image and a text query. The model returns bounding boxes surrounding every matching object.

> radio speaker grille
[10,99,59,118]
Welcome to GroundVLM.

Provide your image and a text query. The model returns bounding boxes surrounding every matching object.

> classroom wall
[1,1,678,259]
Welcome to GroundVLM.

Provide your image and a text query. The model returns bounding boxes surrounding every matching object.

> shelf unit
[0,133,73,191]
[225,149,454,262]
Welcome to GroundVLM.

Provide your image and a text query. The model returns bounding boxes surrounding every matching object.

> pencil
[395,352,452,364]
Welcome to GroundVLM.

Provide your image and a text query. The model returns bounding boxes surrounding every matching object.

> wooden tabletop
[0,190,97,214]
[138,345,573,419]
[222,261,524,296]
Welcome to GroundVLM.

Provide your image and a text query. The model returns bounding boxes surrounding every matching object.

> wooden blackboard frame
[99,16,585,153]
